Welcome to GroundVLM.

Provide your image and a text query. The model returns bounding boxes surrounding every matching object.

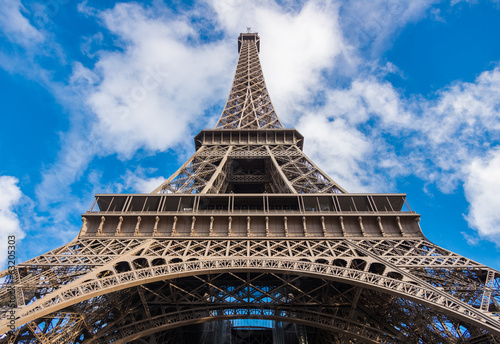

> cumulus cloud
[297,114,376,191]
[122,171,166,193]
[36,2,233,205]
[84,3,233,157]
[464,149,500,244]
[413,67,500,191]
[292,60,500,201]
[293,78,413,192]
[0,176,25,268]
[323,79,412,127]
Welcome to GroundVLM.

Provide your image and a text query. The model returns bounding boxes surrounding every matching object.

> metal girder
[154,144,346,195]
[216,34,282,130]
[1,236,499,340]
[3,269,497,343]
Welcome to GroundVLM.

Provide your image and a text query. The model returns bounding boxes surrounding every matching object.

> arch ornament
[4,257,499,336]
[86,306,400,344]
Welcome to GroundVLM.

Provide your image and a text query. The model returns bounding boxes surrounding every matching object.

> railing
[88,193,416,215]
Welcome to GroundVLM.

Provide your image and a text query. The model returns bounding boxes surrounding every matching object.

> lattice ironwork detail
[216,33,282,130]
[154,144,345,194]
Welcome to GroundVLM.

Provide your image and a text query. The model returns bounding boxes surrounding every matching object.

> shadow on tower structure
[1,33,499,344]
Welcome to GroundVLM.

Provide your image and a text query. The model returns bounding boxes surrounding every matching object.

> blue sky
[0,0,500,269]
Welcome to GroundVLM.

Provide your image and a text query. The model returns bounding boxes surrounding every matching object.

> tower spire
[216,33,282,129]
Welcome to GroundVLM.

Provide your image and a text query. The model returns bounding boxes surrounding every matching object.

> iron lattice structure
[1,33,499,344]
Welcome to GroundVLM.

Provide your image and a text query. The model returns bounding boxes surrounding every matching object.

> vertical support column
[395,216,405,236]
[153,216,160,236]
[321,216,327,237]
[284,217,289,237]
[265,216,270,237]
[13,267,25,307]
[377,216,386,237]
[481,270,495,311]
[348,288,363,320]
[247,216,251,237]
[97,216,105,236]
[339,216,346,237]
[172,216,178,236]
[302,217,308,237]
[209,216,215,237]
[190,216,197,236]
[134,216,142,236]
[116,216,124,235]
[358,217,366,236]
[80,216,88,235]
[228,216,233,237]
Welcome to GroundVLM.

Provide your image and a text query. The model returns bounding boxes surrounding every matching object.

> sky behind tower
[0,0,500,269]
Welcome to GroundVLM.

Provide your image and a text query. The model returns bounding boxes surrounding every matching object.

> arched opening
[387,271,403,280]
[315,259,329,265]
[350,259,366,271]
[114,261,131,273]
[97,270,113,279]
[368,263,386,275]
[14,257,496,344]
[133,258,149,270]
[299,258,311,262]
[332,259,347,267]
[169,258,183,264]
[73,272,487,344]
[151,258,166,266]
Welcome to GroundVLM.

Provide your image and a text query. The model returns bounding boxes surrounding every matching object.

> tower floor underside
[1,232,499,343]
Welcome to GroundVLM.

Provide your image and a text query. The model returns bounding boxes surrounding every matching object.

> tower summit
[1,33,499,343]
[216,33,281,129]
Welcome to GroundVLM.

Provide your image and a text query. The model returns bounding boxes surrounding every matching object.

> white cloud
[425,67,500,144]
[36,2,233,206]
[0,176,25,268]
[324,79,412,127]
[0,0,44,47]
[340,0,437,53]
[464,149,500,244]
[83,2,233,157]
[122,170,166,193]
[298,114,376,191]
[302,64,500,193]
[293,78,413,192]
[412,67,500,191]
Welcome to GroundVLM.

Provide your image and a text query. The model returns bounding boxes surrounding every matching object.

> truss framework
[216,33,282,130]
[1,237,499,342]
[153,144,345,194]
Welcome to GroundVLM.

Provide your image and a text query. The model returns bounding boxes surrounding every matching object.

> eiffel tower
[1,32,499,344]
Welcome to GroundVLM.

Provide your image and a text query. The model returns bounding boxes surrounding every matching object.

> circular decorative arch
[5,258,500,336]
[87,305,399,344]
